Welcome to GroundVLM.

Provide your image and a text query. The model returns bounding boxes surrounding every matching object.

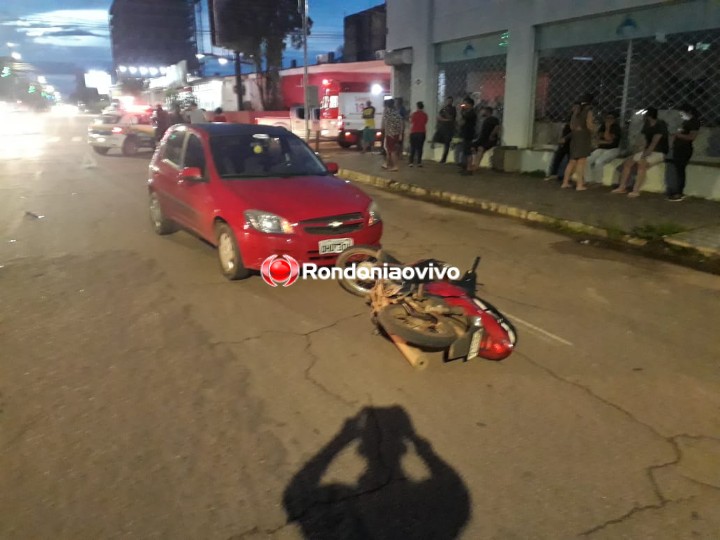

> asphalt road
[1,113,719,540]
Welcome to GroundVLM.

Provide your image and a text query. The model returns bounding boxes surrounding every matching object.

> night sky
[0,0,380,96]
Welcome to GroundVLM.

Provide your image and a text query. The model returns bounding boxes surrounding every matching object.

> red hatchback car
[147,123,383,279]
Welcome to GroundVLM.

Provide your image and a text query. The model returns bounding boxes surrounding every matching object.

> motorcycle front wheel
[335,246,381,297]
[377,304,457,349]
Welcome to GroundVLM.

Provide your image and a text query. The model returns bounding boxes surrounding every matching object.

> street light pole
[301,0,310,141]
[234,50,243,111]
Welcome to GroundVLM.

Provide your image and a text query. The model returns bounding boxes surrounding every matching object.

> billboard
[207,0,242,49]
[84,70,112,95]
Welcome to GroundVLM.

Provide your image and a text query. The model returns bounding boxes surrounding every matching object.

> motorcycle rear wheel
[377,304,457,349]
[336,246,381,297]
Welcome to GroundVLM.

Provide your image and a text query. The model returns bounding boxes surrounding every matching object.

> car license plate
[467,329,482,360]
[318,238,353,254]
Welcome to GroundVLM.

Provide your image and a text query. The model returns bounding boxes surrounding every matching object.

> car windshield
[209,132,329,179]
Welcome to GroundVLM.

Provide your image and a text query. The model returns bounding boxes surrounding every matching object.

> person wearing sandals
[381,99,403,172]
[545,102,578,182]
[561,93,595,190]
[613,107,669,198]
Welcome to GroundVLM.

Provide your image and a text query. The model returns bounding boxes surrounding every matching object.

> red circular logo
[261,255,300,287]
[269,259,291,282]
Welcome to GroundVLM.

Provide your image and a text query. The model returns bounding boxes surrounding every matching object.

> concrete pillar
[502,23,536,148]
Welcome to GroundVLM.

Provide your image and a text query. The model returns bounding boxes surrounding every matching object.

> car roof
[185,123,291,138]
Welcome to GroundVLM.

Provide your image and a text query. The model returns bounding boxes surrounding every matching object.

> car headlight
[368,201,381,226]
[244,210,294,234]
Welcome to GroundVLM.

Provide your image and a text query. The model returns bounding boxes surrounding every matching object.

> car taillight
[112,126,124,134]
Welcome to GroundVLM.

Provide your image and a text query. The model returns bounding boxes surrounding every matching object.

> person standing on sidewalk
[459,97,477,176]
[152,104,170,144]
[470,106,500,172]
[381,99,403,172]
[408,102,428,167]
[212,107,227,122]
[667,104,700,201]
[561,93,595,190]
[613,107,669,198]
[585,109,622,184]
[187,102,207,124]
[433,97,457,163]
[361,100,376,154]
[545,102,578,182]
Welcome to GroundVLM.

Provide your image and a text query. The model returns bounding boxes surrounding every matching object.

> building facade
[344,4,387,63]
[386,0,720,164]
[110,0,199,75]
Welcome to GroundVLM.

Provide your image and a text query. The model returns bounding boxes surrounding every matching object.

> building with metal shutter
[386,0,720,169]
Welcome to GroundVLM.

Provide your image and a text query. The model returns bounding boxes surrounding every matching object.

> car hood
[219,175,372,221]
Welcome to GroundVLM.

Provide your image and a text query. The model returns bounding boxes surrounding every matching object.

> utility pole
[301,0,310,141]
[234,50,243,110]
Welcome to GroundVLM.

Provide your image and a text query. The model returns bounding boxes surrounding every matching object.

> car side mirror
[181,167,204,182]
[326,162,339,175]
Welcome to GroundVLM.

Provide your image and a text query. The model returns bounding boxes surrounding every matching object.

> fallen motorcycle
[335,246,517,369]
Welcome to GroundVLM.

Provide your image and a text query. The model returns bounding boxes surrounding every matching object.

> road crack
[579,496,696,536]
[515,352,719,536]
[284,406,403,524]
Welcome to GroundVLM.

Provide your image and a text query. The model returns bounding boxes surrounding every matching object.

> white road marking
[47,136,61,143]
[504,311,574,347]
[71,136,82,142]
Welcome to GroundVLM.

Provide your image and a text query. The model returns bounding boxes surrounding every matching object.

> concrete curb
[339,168,650,248]
[663,237,720,258]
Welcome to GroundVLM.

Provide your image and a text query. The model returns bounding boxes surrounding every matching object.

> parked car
[87,107,155,156]
[147,123,383,280]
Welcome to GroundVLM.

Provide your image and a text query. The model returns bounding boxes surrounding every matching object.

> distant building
[109,0,199,74]
[343,4,387,63]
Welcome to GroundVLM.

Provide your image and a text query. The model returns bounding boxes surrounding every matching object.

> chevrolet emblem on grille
[328,221,343,228]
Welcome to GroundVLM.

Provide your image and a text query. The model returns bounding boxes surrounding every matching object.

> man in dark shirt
[459,97,477,175]
[667,104,701,201]
[470,107,500,171]
[586,110,622,184]
[613,107,668,197]
[433,97,457,163]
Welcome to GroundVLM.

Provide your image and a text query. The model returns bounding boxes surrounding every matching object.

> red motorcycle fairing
[425,283,516,361]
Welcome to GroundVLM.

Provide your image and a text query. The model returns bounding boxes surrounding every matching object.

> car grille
[90,129,113,136]
[301,212,364,235]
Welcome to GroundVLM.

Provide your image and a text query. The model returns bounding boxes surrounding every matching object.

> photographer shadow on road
[283,405,471,539]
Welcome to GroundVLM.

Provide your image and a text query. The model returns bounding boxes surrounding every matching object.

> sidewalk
[329,152,720,258]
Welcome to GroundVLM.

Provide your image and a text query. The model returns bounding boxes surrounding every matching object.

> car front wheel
[215,223,250,281]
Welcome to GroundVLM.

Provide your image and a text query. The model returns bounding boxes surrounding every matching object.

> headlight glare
[244,210,294,234]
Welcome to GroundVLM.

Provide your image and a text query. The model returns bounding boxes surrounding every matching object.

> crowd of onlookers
[363,96,502,175]
[363,92,701,202]
[545,93,701,201]
[150,102,227,142]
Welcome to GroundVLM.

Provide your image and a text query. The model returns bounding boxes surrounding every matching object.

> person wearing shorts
[561,94,595,190]
[381,99,402,171]
[613,107,669,198]
[361,101,376,153]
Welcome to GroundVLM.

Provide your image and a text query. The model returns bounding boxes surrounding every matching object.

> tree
[214,0,312,110]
